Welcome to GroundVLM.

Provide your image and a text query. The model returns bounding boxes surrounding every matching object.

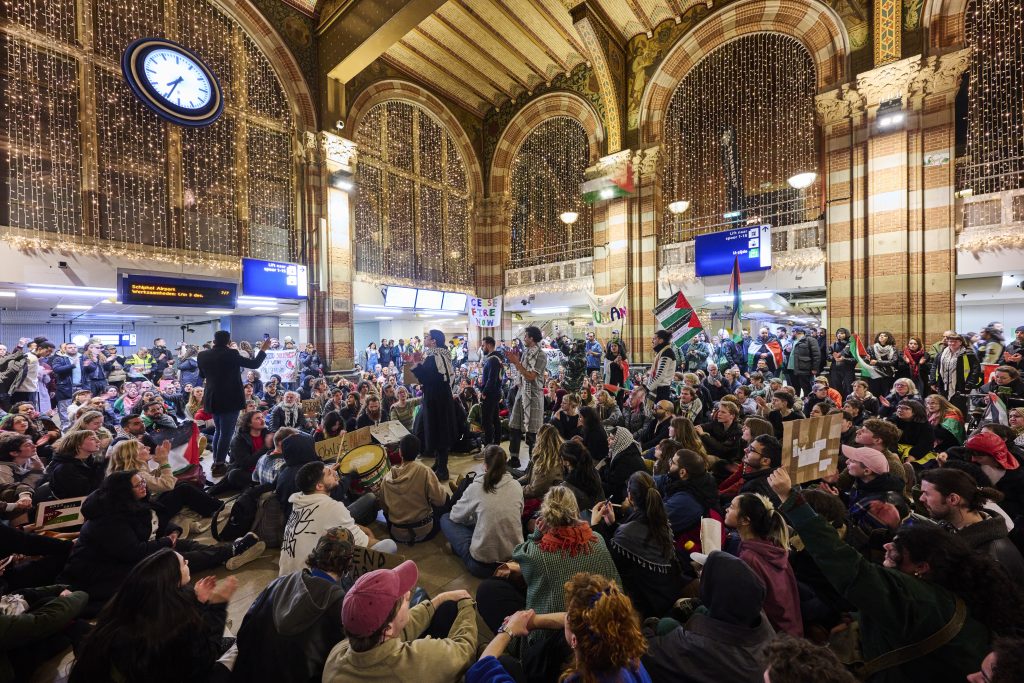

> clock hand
[164,76,184,98]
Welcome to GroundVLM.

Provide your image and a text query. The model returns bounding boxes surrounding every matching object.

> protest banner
[35,497,87,531]
[301,398,323,416]
[781,412,843,484]
[314,426,373,462]
[258,349,298,383]
[469,296,502,328]
[585,287,628,327]
[350,546,406,579]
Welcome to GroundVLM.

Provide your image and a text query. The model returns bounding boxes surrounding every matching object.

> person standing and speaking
[198,330,269,477]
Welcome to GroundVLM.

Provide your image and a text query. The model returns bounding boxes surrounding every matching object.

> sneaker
[211,463,228,477]
[225,532,265,570]
[509,457,522,469]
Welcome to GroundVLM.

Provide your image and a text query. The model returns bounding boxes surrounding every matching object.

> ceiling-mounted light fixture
[667,200,690,215]
[876,97,905,131]
[787,172,817,190]
[559,211,579,225]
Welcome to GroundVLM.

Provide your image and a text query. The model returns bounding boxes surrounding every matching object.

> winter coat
[232,570,345,683]
[228,427,271,474]
[930,346,981,397]
[737,538,803,636]
[599,442,646,503]
[699,420,744,461]
[655,473,718,537]
[411,359,459,457]
[270,403,310,433]
[274,434,320,513]
[49,354,76,400]
[197,345,267,413]
[44,453,105,500]
[177,357,201,389]
[642,551,775,683]
[944,513,1024,582]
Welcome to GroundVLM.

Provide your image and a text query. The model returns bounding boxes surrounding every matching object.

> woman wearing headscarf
[829,328,855,399]
[600,426,646,503]
[408,329,458,481]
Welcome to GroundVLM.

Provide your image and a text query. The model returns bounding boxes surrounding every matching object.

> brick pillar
[318,132,357,369]
[474,193,512,340]
[818,50,969,344]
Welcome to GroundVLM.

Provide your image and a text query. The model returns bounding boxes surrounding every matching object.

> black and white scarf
[427,346,457,391]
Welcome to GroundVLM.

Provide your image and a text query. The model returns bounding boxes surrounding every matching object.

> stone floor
[33,448,502,682]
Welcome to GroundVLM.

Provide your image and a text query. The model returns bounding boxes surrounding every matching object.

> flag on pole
[729,255,743,343]
[985,392,1009,425]
[851,334,883,379]
[655,291,704,349]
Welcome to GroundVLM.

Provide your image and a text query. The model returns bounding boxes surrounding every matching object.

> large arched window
[661,33,819,243]
[1,0,298,262]
[354,100,473,286]
[508,117,592,268]
[958,0,1023,194]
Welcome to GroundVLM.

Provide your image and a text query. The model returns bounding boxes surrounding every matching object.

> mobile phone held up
[263,333,270,341]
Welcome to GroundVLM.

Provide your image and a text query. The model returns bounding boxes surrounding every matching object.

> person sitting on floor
[380,434,449,544]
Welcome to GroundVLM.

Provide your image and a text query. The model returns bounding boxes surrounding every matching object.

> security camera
[58,261,68,269]
[521,299,528,306]
[335,120,345,131]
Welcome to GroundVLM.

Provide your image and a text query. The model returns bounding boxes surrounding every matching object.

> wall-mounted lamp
[559,211,579,225]
[786,172,817,189]
[667,200,690,214]
[876,97,905,131]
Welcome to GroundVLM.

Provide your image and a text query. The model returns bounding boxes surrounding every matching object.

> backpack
[212,483,277,543]
[253,490,285,549]
[0,352,28,396]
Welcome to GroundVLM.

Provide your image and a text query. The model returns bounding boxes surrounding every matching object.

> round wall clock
[121,37,224,127]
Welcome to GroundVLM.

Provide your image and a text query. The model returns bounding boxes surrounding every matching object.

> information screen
[241,258,308,299]
[694,225,772,277]
[441,292,467,312]
[384,286,417,308]
[120,274,236,308]
[89,333,138,347]
[415,289,443,310]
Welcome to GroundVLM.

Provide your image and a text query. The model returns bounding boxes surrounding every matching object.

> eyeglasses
[132,481,147,490]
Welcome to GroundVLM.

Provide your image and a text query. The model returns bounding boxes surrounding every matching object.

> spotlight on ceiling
[786,172,817,190]
[667,200,690,215]
[559,211,579,225]
[876,97,905,131]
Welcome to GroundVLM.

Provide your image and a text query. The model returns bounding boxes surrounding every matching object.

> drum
[338,444,390,490]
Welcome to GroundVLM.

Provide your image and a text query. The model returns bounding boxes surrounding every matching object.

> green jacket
[782,496,989,683]
[0,586,87,682]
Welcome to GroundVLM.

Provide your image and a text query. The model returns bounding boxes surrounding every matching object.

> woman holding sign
[407,330,459,481]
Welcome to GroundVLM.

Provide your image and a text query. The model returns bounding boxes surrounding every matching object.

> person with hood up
[964,431,1024,524]
[829,328,856,399]
[407,329,459,481]
[274,432,324,514]
[231,526,353,683]
[600,426,647,503]
[278,461,395,577]
[723,491,803,636]
[642,550,775,682]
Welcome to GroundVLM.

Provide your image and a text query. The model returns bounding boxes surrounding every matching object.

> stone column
[473,193,512,340]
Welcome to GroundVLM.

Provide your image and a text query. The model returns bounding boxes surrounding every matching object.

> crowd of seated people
[0,322,1022,681]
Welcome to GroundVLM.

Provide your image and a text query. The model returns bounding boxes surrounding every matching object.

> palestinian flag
[655,291,704,349]
[729,255,743,343]
[851,334,882,379]
[152,421,202,475]
[986,392,1009,426]
[747,337,784,371]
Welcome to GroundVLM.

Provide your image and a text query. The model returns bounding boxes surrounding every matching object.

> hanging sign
[469,296,502,328]
[585,287,628,326]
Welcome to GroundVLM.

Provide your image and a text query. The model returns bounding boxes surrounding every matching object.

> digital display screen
[384,286,417,308]
[441,292,467,312]
[120,274,236,308]
[90,333,137,347]
[241,258,308,299]
[694,225,772,278]
[415,289,443,310]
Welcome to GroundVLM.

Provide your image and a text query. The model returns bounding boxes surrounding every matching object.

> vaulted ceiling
[309,0,690,116]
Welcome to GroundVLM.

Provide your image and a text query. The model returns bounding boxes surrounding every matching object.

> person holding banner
[197,331,270,478]
[408,330,459,481]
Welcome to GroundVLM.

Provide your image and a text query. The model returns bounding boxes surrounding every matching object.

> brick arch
[922,0,969,50]
[346,80,484,198]
[488,92,605,196]
[223,0,317,131]
[640,0,850,145]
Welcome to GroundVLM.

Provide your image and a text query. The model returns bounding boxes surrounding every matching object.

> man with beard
[355,396,385,428]
[479,336,503,446]
[718,434,784,506]
[645,330,677,403]
[654,447,721,540]
[505,326,546,469]
[408,330,458,481]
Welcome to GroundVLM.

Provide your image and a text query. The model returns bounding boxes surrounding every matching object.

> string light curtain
[0,0,297,264]
[661,34,819,244]
[354,100,473,286]
[508,117,592,268]
[959,0,1024,195]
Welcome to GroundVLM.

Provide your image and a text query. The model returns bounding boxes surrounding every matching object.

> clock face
[122,38,223,127]
[142,48,212,111]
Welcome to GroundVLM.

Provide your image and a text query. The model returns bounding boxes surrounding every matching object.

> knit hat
[841,445,890,474]
[966,431,1019,470]
[341,560,419,637]
[1016,325,1024,334]
[609,426,637,458]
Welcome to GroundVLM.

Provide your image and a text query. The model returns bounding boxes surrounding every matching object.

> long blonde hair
[532,425,564,481]
[669,416,710,466]
[67,410,104,434]
[107,439,147,475]
[186,387,204,416]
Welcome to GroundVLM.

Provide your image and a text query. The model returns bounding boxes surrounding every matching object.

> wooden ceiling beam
[411,28,516,100]
[430,13,532,93]
[396,40,501,108]
[623,0,656,34]
[449,0,551,84]
[667,0,686,17]
[485,0,572,74]
[527,0,589,59]
[380,54,488,116]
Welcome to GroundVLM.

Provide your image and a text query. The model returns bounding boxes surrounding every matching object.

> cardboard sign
[258,349,298,383]
[781,412,843,485]
[314,427,374,462]
[369,420,411,445]
[469,296,502,328]
[35,496,87,530]
[301,398,323,416]
[403,364,418,386]
[349,545,407,579]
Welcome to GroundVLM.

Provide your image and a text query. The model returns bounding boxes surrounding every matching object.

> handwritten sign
[781,412,843,484]
[314,427,373,462]
[258,349,298,383]
[585,287,628,327]
[469,296,502,328]
[301,398,322,416]
[369,420,411,445]
[349,546,406,579]
[35,497,87,531]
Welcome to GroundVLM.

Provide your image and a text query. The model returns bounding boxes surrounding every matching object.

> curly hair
[991,637,1024,682]
[560,573,646,683]
[539,485,580,529]
[894,525,1024,636]
[764,634,856,683]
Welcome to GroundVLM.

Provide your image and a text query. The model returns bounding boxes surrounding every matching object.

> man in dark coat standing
[787,327,822,397]
[408,329,458,481]
[198,330,269,476]
[480,336,503,446]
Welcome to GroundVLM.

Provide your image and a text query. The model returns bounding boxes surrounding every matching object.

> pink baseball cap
[342,560,419,637]
[841,445,890,474]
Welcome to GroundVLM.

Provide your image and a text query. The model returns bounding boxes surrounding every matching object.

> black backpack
[0,352,28,397]
[212,483,278,544]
